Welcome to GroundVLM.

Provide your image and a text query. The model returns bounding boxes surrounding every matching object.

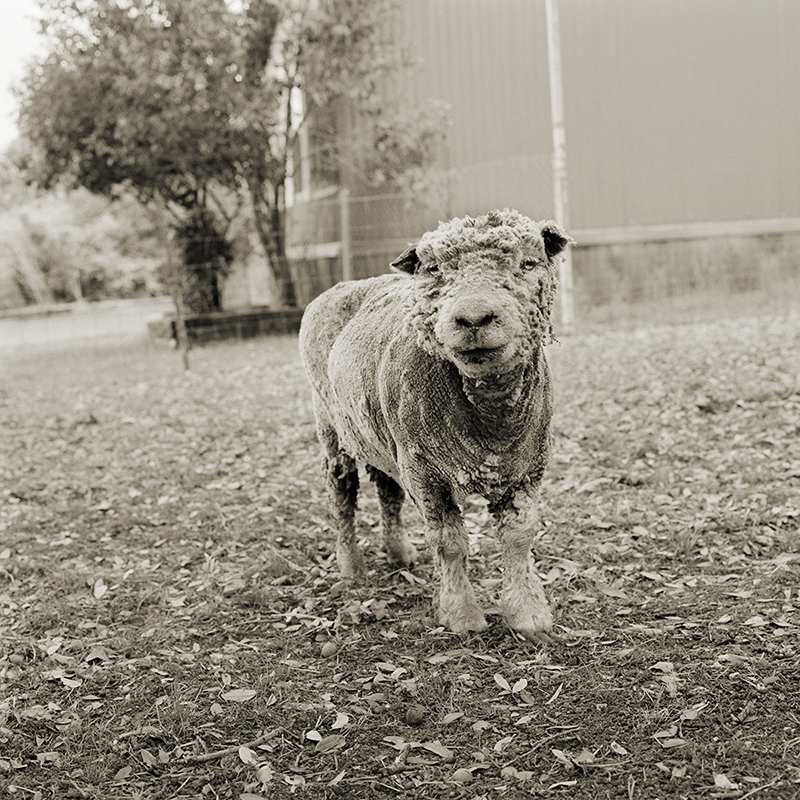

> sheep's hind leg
[323,447,365,579]
[491,486,553,643]
[367,466,418,567]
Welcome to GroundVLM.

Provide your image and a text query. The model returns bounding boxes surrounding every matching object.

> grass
[1,305,800,799]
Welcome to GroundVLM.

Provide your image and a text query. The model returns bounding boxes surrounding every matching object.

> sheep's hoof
[385,539,419,568]
[515,627,556,646]
[336,546,366,581]
[502,604,554,644]
[439,603,488,635]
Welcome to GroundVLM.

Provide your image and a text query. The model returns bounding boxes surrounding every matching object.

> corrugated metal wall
[400,0,555,219]
[400,0,800,229]
[286,0,800,313]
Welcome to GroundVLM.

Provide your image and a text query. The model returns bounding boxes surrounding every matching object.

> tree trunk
[249,182,297,308]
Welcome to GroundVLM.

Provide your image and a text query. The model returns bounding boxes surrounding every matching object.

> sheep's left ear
[391,245,420,274]
[540,221,575,259]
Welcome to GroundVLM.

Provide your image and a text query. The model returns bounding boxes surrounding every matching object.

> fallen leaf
[84,645,112,663]
[331,712,349,730]
[222,689,257,703]
[256,763,274,786]
[328,770,346,786]
[239,746,258,765]
[680,702,708,722]
[546,683,563,704]
[315,734,346,753]
[422,740,453,760]
[494,674,511,692]
[442,712,464,725]
[715,773,739,790]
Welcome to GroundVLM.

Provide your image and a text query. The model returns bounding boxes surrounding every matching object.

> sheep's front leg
[419,492,486,634]
[491,486,553,642]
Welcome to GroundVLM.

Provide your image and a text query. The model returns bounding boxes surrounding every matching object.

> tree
[17,0,447,309]
[17,0,245,311]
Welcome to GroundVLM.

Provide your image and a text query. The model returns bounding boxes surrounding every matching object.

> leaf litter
[0,313,799,797]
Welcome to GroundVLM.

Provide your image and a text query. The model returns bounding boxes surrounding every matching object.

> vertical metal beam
[545,0,575,334]
[339,187,353,282]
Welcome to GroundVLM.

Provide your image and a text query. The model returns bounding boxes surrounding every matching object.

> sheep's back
[300,274,404,383]
[299,273,413,474]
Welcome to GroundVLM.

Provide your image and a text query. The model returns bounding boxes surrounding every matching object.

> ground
[1,308,799,799]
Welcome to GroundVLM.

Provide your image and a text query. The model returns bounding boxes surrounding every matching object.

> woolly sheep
[299,209,573,641]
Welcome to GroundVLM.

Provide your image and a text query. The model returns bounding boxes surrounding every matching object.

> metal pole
[339,187,353,282]
[545,0,575,334]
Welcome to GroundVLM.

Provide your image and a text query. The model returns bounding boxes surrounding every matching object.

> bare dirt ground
[1,307,799,799]
[0,298,172,351]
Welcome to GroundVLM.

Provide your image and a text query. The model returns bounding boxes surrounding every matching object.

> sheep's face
[392,210,573,379]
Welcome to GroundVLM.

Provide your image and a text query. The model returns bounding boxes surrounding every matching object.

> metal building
[287,0,800,314]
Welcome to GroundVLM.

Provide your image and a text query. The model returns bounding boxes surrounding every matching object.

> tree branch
[188,727,284,763]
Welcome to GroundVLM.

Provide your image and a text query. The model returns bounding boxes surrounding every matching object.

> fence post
[339,188,353,282]
[545,0,575,334]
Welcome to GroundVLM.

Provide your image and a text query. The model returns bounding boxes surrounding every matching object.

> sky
[0,0,43,150]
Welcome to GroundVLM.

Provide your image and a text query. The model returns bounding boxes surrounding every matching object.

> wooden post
[545,0,575,334]
[339,187,353,282]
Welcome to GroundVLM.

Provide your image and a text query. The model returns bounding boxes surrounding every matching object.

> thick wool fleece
[299,209,573,640]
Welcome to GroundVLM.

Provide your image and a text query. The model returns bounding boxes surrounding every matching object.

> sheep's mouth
[455,345,507,362]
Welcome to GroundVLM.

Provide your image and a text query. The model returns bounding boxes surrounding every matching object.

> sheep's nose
[453,301,498,329]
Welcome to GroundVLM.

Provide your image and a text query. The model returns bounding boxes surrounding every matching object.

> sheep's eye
[522,259,540,270]
[427,264,441,276]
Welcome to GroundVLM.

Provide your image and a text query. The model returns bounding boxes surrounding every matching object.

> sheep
[299,209,573,642]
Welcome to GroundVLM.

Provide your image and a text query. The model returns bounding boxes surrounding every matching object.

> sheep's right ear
[391,245,420,274]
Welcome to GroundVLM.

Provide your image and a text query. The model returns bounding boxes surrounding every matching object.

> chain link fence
[286,180,800,328]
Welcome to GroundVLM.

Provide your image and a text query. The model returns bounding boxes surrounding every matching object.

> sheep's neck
[460,351,540,419]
